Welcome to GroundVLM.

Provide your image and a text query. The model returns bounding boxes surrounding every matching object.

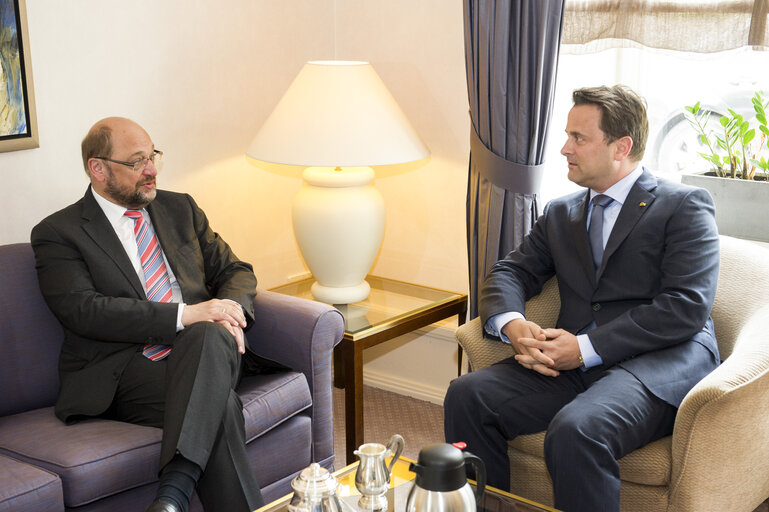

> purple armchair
[0,243,344,511]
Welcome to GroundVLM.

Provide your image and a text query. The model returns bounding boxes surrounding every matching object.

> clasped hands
[181,299,247,354]
[501,318,582,377]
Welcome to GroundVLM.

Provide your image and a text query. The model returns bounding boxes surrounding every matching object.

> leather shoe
[146,499,181,512]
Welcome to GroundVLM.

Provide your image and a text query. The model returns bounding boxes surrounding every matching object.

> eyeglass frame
[94,149,163,173]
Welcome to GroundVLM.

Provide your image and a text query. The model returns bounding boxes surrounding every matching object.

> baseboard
[363,367,447,405]
[399,321,457,344]
[361,324,457,405]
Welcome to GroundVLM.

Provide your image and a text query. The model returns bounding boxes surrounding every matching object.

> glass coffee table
[271,275,468,464]
[255,456,559,512]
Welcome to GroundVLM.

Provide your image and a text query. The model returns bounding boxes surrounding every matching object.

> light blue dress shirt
[486,166,644,368]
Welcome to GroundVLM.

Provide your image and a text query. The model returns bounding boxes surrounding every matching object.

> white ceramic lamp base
[292,166,384,304]
[310,280,370,306]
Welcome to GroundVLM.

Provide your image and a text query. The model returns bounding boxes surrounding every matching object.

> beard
[104,166,157,209]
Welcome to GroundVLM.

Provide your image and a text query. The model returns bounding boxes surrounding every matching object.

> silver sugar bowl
[288,462,346,512]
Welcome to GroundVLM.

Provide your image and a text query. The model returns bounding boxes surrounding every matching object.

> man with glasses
[31,117,280,512]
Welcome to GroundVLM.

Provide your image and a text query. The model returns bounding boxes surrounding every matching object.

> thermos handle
[385,434,404,474]
[464,452,486,503]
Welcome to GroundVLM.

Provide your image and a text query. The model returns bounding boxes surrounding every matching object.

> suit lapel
[599,170,657,278]
[146,196,191,295]
[145,198,172,254]
[80,188,146,298]
[568,190,597,284]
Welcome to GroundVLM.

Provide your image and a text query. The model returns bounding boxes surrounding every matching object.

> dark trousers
[104,322,264,512]
[443,356,676,512]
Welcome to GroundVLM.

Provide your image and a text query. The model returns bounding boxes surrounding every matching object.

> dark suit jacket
[479,169,721,407]
[31,187,264,422]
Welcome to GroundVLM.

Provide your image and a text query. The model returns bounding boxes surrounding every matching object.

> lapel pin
[639,202,647,207]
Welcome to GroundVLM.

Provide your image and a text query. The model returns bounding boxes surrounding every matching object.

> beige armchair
[456,235,769,512]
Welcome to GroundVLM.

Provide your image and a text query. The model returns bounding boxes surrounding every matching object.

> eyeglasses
[94,149,163,173]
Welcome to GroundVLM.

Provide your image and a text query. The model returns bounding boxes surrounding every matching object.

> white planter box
[681,172,769,242]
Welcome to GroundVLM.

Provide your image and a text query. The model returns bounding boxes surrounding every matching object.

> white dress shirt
[486,166,644,368]
[91,187,186,331]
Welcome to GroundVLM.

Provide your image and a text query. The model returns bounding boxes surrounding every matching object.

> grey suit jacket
[31,187,266,422]
[479,169,720,406]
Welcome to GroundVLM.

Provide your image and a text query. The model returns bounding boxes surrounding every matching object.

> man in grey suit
[444,85,720,512]
[32,117,279,512]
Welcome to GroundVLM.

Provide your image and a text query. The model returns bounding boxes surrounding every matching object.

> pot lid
[291,463,339,497]
[417,443,465,470]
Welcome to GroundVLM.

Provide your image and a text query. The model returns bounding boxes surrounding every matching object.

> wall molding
[362,324,457,405]
[363,367,447,405]
[407,321,457,344]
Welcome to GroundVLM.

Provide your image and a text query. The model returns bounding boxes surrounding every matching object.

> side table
[271,275,467,463]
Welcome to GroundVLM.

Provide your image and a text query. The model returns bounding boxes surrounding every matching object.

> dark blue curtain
[464,0,565,318]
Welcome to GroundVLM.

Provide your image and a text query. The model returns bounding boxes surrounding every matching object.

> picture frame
[0,0,38,152]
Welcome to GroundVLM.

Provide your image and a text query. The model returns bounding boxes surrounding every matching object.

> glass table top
[270,275,467,340]
[255,456,559,512]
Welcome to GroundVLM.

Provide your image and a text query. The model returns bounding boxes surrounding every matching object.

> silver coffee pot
[288,462,346,512]
[405,443,486,512]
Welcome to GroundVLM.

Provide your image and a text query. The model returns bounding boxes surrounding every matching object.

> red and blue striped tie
[124,210,173,361]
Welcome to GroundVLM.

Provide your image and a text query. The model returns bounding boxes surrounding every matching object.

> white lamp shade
[246,61,429,304]
[246,61,429,167]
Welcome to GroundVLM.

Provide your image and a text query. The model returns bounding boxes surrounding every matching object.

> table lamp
[246,60,429,304]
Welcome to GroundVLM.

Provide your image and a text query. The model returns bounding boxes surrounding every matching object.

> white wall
[3,0,337,289]
[334,1,469,401]
[2,0,470,403]
[335,1,469,293]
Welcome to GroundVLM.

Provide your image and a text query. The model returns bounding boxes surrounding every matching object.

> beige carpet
[332,385,769,512]
[332,385,444,465]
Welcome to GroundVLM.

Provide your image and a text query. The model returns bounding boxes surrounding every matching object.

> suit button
[592,303,601,311]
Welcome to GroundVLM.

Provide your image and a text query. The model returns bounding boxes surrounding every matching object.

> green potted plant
[681,91,769,242]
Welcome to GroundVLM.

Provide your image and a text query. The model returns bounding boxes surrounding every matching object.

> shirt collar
[590,166,643,206]
[91,185,144,224]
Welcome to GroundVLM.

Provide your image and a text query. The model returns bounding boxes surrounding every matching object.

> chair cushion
[508,432,672,486]
[615,436,672,486]
[0,371,312,508]
[0,453,64,512]
[0,408,162,508]
[239,372,312,442]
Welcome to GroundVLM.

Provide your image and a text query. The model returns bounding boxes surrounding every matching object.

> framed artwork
[0,0,37,152]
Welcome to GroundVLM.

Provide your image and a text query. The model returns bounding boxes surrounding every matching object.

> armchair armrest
[245,289,344,463]
[456,277,560,372]
[456,318,513,371]
[669,304,769,511]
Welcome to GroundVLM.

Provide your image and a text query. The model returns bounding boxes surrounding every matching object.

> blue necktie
[589,194,613,274]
